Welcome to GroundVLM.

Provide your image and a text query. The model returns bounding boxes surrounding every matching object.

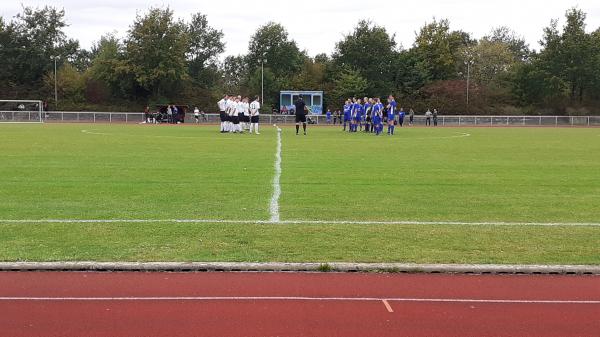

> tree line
[1,6,599,115]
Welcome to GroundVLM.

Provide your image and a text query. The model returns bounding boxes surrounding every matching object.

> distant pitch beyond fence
[3,111,600,127]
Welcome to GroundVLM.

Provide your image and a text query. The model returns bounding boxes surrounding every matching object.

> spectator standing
[172,105,179,124]
[194,107,200,124]
[326,109,332,124]
[398,108,405,127]
[144,106,151,123]
[433,109,439,126]
[167,105,173,124]
[425,109,432,126]
[409,109,415,126]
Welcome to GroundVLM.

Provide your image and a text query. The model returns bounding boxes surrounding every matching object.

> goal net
[0,100,44,123]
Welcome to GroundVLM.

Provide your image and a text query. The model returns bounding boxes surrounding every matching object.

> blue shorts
[353,117,362,122]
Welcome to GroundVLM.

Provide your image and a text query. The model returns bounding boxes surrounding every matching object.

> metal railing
[2,111,599,127]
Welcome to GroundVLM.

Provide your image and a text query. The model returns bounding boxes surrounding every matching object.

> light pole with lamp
[50,55,59,106]
[260,56,267,107]
[464,59,474,114]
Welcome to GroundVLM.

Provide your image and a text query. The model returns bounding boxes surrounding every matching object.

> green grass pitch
[0,123,598,264]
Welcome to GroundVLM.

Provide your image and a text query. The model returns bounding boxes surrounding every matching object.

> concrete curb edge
[1,262,599,274]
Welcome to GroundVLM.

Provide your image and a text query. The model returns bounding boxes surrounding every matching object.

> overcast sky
[2,0,600,57]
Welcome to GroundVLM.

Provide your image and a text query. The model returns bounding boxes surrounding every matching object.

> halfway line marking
[1,219,599,227]
[269,129,282,222]
[0,296,598,305]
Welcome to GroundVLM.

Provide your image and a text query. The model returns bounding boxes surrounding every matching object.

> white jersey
[218,98,227,112]
[233,101,241,117]
[237,102,247,117]
[250,101,260,116]
[227,100,237,116]
[242,102,250,116]
[194,108,200,116]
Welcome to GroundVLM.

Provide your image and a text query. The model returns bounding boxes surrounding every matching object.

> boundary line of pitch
[0,219,599,226]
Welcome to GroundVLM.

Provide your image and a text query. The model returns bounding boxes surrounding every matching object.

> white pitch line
[81,129,110,136]
[269,129,282,222]
[1,219,599,227]
[0,296,598,304]
[409,132,471,140]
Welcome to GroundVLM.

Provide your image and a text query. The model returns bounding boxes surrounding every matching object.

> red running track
[0,272,598,337]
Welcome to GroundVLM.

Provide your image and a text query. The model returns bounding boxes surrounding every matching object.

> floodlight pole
[465,60,473,114]
[261,60,264,107]
[54,56,58,106]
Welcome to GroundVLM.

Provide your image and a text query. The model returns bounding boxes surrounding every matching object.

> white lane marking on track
[0,296,598,304]
[269,129,282,222]
[1,219,599,227]
[382,299,394,312]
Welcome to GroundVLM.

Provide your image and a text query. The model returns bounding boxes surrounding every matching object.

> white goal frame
[0,100,44,123]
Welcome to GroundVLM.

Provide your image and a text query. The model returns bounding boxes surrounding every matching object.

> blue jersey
[373,103,382,114]
[363,103,371,116]
[343,104,351,119]
[388,101,397,120]
[353,103,363,119]
[373,114,382,125]
[326,111,331,119]
[399,111,405,119]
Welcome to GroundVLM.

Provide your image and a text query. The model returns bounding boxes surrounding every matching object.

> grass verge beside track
[1,222,598,264]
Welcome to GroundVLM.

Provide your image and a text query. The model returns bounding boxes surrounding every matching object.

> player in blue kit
[398,108,405,127]
[387,95,397,135]
[372,98,383,133]
[352,98,363,132]
[362,97,371,132]
[343,99,352,132]
[372,103,383,135]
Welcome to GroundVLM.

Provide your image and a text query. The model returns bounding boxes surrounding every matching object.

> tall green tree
[0,6,79,87]
[469,39,517,86]
[221,55,248,94]
[186,12,224,86]
[125,7,189,98]
[413,19,474,81]
[88,34,133,97]
[485,27,531,62]
[332,20,398,95]
[537,8,597,102]
[246,22,305,79]
[330,68,368,107]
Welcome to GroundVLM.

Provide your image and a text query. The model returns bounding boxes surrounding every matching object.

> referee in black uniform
[294,96,308,135]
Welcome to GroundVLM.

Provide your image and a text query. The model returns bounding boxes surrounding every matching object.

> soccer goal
[0,100,44,123]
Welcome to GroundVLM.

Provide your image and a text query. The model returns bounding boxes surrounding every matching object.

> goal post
[0,100,44,123]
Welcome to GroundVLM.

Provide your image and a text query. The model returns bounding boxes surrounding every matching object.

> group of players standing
[342,95,404,136]
[217,95,261,134]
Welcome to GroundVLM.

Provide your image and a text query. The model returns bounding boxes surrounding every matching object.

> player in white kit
[249,96,261,135]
